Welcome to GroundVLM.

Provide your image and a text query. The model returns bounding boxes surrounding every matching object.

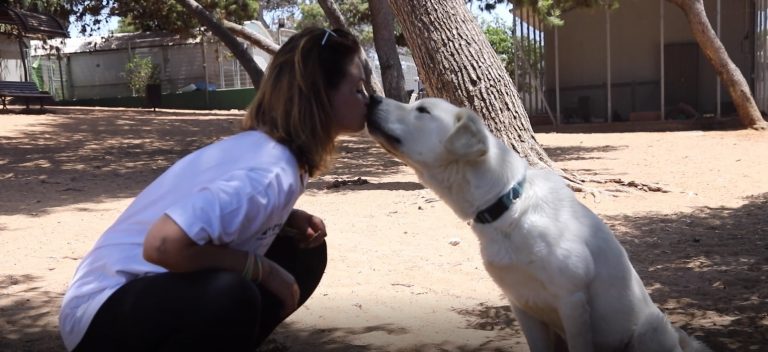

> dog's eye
[415,106,430,115]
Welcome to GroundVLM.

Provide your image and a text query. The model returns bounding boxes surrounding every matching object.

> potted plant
[123,55,161,110]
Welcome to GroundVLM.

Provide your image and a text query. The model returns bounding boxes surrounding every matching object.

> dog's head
[367,96,528,220]
[367,96,490,173]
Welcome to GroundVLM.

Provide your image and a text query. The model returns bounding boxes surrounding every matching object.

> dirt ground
[0,106,766,352]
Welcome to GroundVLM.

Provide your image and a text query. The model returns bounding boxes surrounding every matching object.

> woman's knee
[203,270,262,317]
[296,242,327,305]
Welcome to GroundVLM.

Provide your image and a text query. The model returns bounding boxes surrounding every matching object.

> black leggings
[73,236,327,352]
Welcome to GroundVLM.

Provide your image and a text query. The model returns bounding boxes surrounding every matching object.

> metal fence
[31,37,262,101]
[511,6,551,119]
[756,0,768,112]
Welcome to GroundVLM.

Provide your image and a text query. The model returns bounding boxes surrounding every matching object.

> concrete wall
[544,0,752,120]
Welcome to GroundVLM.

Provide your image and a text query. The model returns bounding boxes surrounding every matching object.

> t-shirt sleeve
[165,169,277,246]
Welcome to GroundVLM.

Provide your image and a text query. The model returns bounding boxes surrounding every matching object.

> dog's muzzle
[366,95,402,147]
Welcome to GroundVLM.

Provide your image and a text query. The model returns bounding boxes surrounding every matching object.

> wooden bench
[0,81,53,112]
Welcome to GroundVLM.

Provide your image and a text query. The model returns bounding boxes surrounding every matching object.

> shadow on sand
[0,108,412,217]
[0,274,64,352]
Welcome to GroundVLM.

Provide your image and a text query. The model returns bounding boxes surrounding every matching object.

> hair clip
[321,29,338,46]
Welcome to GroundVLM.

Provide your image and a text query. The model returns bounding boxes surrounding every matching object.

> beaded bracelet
[254,255,263,283]
[242,253,255,280]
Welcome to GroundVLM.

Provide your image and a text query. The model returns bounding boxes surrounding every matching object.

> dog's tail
[630,310,712,352]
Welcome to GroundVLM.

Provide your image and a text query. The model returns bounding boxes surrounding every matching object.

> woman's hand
[283,209,327,248]
[258,256,300,318]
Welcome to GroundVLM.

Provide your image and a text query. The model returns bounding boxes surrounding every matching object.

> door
[664,42,699,110]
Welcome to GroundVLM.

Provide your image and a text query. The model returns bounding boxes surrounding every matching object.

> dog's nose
[366,95,384,121]
[368,95,383,112]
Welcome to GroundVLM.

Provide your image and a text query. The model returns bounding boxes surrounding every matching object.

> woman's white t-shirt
[59,130,306,351]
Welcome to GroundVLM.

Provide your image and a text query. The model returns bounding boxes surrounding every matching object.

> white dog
[366,96,711,352]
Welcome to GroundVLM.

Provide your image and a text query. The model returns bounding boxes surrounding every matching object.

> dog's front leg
[512,305,557,352]
[558,292,593,352]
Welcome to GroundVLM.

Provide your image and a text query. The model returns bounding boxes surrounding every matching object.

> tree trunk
[317,0,385,97]
[222,19,279,55]
[668,0,767,130]
[369,0,407,102]
[174,0,264,88]
[388,0,559,171]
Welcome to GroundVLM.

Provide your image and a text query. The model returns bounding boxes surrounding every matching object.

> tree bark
[174,0,264,87]
[369,0,407,102]
[221,19,279,55]
[667,0,767,130]
[388,0,559,171]
[317,0,385,96]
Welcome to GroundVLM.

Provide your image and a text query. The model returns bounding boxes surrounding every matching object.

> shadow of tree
[450,193,768,351]
[0,107,241,216]
[453,304,519,333]
[329,133,407,180]
[0,274,65,352]
[543,145,626,163]
[306,133,423,192]
[0,108,413,217]
[262,320,519,352]
[260,323,406,351]
[608,192,768,351]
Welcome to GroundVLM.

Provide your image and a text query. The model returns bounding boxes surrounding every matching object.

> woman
[59,27,369,351]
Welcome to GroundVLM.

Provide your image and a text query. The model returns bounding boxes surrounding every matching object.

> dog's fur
[367,97,711,352]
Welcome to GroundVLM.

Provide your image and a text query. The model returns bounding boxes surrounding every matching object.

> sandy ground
[0,106,766,351]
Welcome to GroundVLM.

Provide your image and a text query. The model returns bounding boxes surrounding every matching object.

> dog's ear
[444,108,489,160]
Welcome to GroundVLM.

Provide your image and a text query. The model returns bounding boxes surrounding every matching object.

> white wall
[0,35,26,81]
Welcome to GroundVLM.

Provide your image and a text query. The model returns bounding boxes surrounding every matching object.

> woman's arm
[143,214,243,273]
[143,214,299,316]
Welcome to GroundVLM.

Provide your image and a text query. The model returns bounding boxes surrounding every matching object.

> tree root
[561,171,672,201]
[584,177,672,193]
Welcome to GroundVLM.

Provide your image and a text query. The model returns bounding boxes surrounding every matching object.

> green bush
[123,55,160,96]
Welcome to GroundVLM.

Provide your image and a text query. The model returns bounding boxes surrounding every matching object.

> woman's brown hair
[243,27,362,177]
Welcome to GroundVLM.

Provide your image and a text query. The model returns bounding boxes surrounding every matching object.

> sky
[470,2,516,26]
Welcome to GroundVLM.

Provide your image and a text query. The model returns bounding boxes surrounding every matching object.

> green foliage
[482,21,542,94]
[107,0,259,34]
[115,17,138,33]
[123,54,159,96]
[8,0,260,37]
[296,3,327,29]
[295,0,373,47]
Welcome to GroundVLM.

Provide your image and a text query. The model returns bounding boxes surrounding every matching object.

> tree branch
[318,0,348,28]
[174,0,264,86]
[221,19,280,55]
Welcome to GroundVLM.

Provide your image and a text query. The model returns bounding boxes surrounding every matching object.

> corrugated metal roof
[0,6,67,38]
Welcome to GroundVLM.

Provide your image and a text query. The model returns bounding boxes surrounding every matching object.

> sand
[1,106,766,351]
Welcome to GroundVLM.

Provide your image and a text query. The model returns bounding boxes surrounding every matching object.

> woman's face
[330,57,369,136]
